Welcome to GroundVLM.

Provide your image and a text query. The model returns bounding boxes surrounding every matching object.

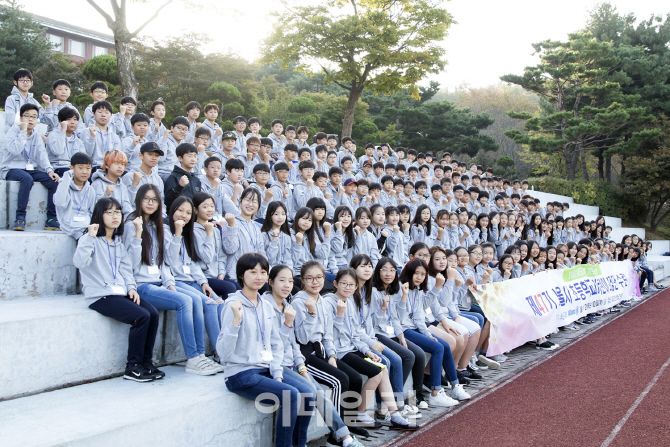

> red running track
[390,290,670,447]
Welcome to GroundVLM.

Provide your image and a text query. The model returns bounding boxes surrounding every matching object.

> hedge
[526,177,646,224]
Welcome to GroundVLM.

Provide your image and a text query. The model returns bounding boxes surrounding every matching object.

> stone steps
[0,366,273,447]
[0,295,213,400]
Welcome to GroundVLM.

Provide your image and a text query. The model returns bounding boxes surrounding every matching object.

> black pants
[639,270,648,288]
[376,334,423,393]
[300,342,362,419]
[89,295,159,367]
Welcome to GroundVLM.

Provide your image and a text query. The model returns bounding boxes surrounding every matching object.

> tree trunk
[605,154,612,183]
[621,154,626,177]
[341,87,363,138]
[596,149,604,180]
[565,147,577,180]
[579,145,589,181]
[115,37,138,98]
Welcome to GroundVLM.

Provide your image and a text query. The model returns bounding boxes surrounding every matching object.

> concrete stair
[0,366,274,447]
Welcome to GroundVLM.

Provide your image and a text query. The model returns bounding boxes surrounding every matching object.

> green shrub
[526,177,646,224]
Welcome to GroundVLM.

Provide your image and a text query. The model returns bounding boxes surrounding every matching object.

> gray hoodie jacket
[122,220,175,288]
[164,226,209,286]
[73,234,137,304]
[292,290,337,358]
[45,128,86,168]
[53,170,96,239]
[4,86,44,133]
[90,170,134,215]
[261,292,306,368]
[217,291,284,379]
[0,127,53,179]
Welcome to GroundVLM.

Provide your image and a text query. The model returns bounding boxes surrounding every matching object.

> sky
[20,0,670,92]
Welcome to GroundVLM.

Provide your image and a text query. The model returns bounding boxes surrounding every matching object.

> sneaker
[355,412,382,429]
[492,354,508,363]
[347,426,370,437]
[185,356,218,375]
[123,364,154,382]
[536,340,559,351]
[469,355,481,370]
[326,433,343,446]
[347,436,365,447]
[44,218,61,231]
[422,375,433,393]
[462,367,483,380]
[562,323,579,331]
[456,370,471,385]
[428,389,459,407]
[401,405,421,419]
[649,286,659,292]
[12,219,26,231]
[202,355,224,373]
[477,354,500,370]
[450,384,471,401]
[143,361,165,380]
[415,393,429,410]
[388,412,419,431]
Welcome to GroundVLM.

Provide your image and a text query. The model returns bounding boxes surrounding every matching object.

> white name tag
[261,350,273,362]
[425,307,432,315]
[147,265,160,275]
[25,163,34,170]
[110,285,125,295]
[183,265,191,274]
[385,325,394,335]
[73,215,86,222]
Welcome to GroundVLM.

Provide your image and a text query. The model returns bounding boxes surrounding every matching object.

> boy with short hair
[81,101,122,169]
[356,178,370,203]
[122,142,166,213]
[355,159,373,181]
[4,68,44,133]
[341,156,355,180]
[46,107,86,177]
[2,103,60,230]
[90,149,134,214]
[407,166,419,183]
[184,101,201,143]
[112,96,137,139]
[367,182,381,205]
[370,161,384,184]
[268,119,286,158]
[121,113,151,170]
[197,156,239,218]
[280,143,300,183]
[211,130,236,170]
[327,166,344,210]
[296,126,310,149]
[42,79,82,134]
[83,82,110,128]
[148,100,167,141]
[157,116,191,181]
[379,175,398,208]
[221,158,246,206]
[164,143,203,210]
[396,164,407,181]
[54,152,96,239]
[314,145,329,173]
[358,143,375,167]
[269,161,293,216]
[201,103,223,151]
[406,149,418,168]
[293,160,320,210]
[232,116,248,156]
[312,170,335,218]
[243,136,263,181]
[341,178,359,212]
[385,163,396,178]
[246,117,262,139]
[337,136,358,170]
[248,162,275,219]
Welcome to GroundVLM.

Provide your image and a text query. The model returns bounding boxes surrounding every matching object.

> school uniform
[122,166,166,215]
[45,129,86,175]
[223,216,267,280]
[156,135,181,179]
[42,102,84,135]
[4,86,44,133]
[81,127,122,167]
[146,119,167,143]
[90,170,134,215]
[121,135,148,171]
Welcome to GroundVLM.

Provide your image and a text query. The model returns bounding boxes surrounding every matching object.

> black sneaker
[423,375,433,393]
[123,364,155,382]
[143,361,165,379]
[463,367,483,380]
[347,425,370,437]
[456,370,471,385]
[45,218,61,231]
[416,392,428,410]
[441,373,458,387]
[327,433,343,446]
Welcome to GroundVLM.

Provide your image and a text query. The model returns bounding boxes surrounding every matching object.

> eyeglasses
[17,79,32,84]
[304,275,324,283]
[247,144,260,148]
[22,114,38,120]
[338,282,356,289]
[92,89,107,94]
[380,268,396,274]
[457,254,469,258]
[241,196,259,204]
[173,126,189,132]
[471,252,483,256]
[104,210,122,217]
[143,197,159,204]
[417,253,430,259]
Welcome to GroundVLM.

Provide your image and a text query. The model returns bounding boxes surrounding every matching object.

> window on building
[69,39,85,57]
[47,34,64,52]
[93,45,108,57]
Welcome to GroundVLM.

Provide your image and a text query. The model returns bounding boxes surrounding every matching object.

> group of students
[3,69,659,447]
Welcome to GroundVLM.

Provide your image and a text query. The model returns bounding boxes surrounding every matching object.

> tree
[0,0,52,100]
[82,55,119,85]
[262,0,451,137]
[32,52,87,100]
[84,0,177,97]
[501,32,656,180]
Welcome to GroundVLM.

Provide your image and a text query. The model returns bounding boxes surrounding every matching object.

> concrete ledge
[0,231,77,299]
[609,227,646,243]
[0,296,216,400]
[1,180,49,230]
[648,240,670,256]
[0,366,273,447]
[525,190,574,205]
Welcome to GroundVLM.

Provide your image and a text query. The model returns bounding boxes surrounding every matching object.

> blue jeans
[226,368,314,447]
[176,282,222,354]
[640,266,654,285]
[206,277,238,300]
[6,168,58,220]
[283,367,350,441]
[137,283,204,359]
[373,348,404,407]
[461,311,485,328]
[404,329,459,388]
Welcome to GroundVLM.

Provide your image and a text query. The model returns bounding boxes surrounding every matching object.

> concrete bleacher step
[609,227,646,243]
[648,240,670,256]
[0,366,274,447]
[581,215,622,229]
[0,181,49,230]
[526,190,575,205]
[0,230,77,299]
[0,295,216,400]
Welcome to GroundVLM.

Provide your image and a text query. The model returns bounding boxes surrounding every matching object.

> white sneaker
[649,286,659,292]
[492,354,508,362]
[185,356,218,375]
[202,355,224,373]
[477,354,501,370]
[450,384,471,401]
[468,356,481,371]
[428,389,459,407]
[400,405,421,419]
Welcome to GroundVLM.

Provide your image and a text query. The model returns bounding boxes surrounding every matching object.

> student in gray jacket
[219,253,313,447]
[73,197,161,383]
[54,153,96,240]
[46,107,86,177]
[4,69,44,133]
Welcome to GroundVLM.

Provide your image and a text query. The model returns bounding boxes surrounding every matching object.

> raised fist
[105,185,115,197]
[295,232,304,245]
[87,223,99,237]
[179,175,189,187]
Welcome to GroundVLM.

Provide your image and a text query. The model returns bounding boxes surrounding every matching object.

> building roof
[31,13,114,45]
